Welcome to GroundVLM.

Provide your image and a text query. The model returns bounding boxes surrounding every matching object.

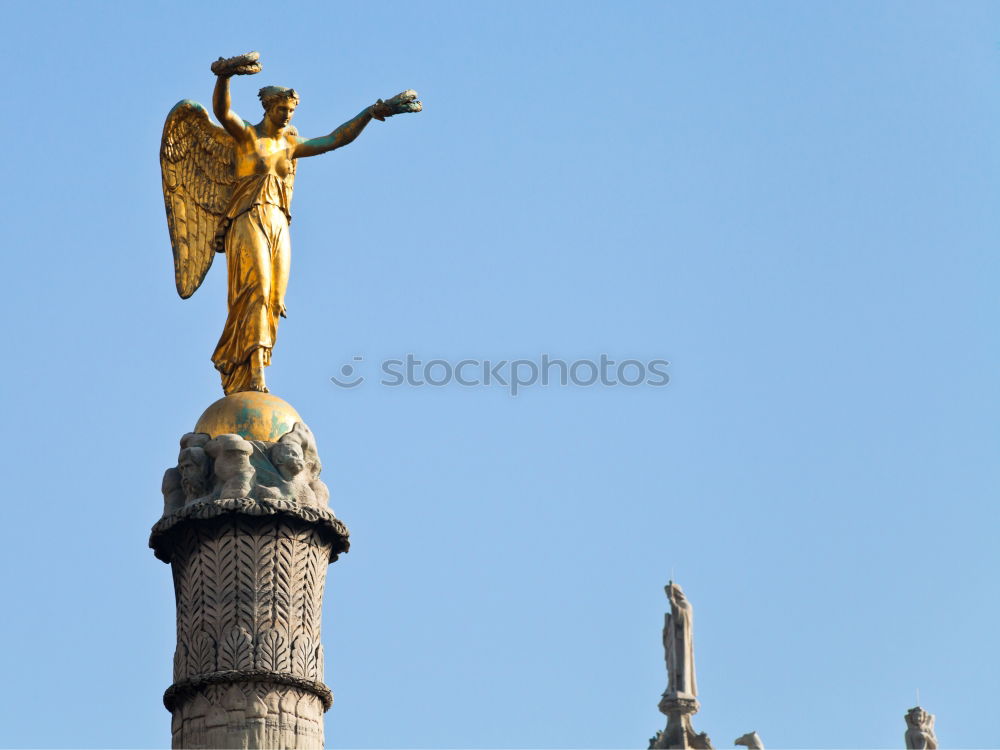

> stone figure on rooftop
[663,581,697,698]
[904,707,937,750]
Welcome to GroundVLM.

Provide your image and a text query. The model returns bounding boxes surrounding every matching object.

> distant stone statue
[654,581,709,748]
[904,707,937,749]
[664,582,697,698]
[735,731,764,749]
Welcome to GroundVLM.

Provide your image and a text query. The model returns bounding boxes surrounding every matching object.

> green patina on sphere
[194,392,302,441]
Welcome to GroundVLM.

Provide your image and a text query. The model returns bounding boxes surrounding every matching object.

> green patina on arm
[293,107,374,159]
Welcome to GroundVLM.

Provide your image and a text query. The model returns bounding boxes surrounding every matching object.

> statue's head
[259,85,299,129]
[905,707,933,731]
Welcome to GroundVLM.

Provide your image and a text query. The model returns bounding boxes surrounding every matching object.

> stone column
[150,393,350,749]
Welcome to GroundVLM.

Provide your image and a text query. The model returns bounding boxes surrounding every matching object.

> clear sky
[1,1,997,748]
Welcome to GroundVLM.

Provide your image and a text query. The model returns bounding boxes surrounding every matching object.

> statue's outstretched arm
[293,107,375,159]
[293,90,422,159]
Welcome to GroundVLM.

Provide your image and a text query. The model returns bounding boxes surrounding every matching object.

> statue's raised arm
[211,52,261,141]
[160,51,422,395]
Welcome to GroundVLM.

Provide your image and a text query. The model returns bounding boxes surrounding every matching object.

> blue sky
[1,1,998,747]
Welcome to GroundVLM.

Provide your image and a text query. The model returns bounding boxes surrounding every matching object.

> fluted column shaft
[164,516,333,748]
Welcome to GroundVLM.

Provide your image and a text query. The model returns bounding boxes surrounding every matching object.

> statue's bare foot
[248,365,269,393]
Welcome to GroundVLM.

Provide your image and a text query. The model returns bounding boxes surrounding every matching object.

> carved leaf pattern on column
[233,517,256,636]
[272,520,295,643]
[256,628,290,673]
[198,522,234,646]
[291,634,318,681]
[169,512,338,747]
[188,629,216,675]
[311,528,329,633]
[165,505,341,750]
[290,525,309,646]
[231,517,261,637]
[173,640,187,683]
[220,626,254,671]
[291,526,326,646]
[252,521,279,636]
[172,527,199,677]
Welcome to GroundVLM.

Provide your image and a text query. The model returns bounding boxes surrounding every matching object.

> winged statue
[160,51,421,394]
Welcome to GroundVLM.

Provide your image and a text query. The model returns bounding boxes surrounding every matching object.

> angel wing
[160,100,236,298]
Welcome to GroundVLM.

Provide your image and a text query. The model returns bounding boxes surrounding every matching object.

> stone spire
[151,392,350,749]
[650,582,713,749]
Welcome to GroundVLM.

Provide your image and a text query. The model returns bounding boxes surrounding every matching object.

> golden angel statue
[160,51,421,394]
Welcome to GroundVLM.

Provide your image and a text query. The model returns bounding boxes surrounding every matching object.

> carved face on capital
[272,441,306,481]
[178,446,209,499]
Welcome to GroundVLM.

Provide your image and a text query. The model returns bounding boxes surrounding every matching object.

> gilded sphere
[194,392,303,441]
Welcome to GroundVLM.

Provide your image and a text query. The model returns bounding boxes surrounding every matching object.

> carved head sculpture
[906,707,934,731]
[277,422,322,479]
[180,432,210,450]
[258,85,299,130]
[205,434,254,481]
[161,467,185,515]
[178,446,211,500]
[665,582,688,608]
[271,440,306,481]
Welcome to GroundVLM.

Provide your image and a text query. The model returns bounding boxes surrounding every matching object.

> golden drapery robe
[211,173,292,394]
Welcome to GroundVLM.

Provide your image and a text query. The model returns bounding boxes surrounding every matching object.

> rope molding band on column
[164,670,334,712]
